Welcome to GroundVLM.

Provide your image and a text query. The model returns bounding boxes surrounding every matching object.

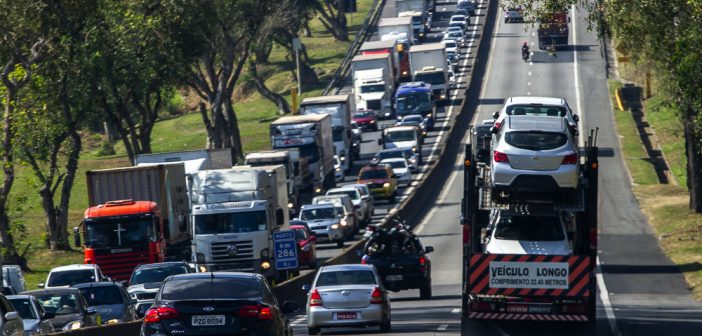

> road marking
[572,4,585,147]
[451,308,461,314]
[290,315,306,327]
[598,257,622,336]
[437,324,449,331]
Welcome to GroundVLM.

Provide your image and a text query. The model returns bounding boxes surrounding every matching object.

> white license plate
[334,312,359,320]
[191,315,226,326]
[386,275,403,281]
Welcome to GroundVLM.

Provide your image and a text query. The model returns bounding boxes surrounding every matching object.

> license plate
[191,315,226,326]
[386,275,403,281]
[334,312,358,320]
[528,305,552,314]
[506,305,528,313]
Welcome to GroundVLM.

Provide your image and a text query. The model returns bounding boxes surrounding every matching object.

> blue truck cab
[394,82,435,129]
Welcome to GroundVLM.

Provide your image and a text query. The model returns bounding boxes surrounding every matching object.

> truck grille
[367,100,382,110]
[211,240,255,264]
[93,251,150,281]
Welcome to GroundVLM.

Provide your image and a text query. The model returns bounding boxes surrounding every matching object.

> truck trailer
[395,0,427,41]
[537,12,569,50]
[135,148,232,174]
[409,43,449,101]
[360,39,412,83]
[299,95,354,173]
[378,16,415,44]
[245,149,313,211]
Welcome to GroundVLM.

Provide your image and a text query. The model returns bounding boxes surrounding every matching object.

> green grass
[643,94,687,186]
[11,1,373,289]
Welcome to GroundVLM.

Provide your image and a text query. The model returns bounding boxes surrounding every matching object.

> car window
[494,216,565,241]
[8,298,37,319]
[35,293,80,315]
[329,190,358,200]
[504,131,567,150]
[160,278,261,301]
[130,265,190,286]
[47,270,96,287]
[300,207,337,220]
[384,130,416,142]
[293,228,308,241]
[316,270,378,286]
[359,168,388,180]
[77,286,124,306]
[506,105,567,117]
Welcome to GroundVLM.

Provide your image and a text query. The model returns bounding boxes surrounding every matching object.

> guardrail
[322,0,387,95]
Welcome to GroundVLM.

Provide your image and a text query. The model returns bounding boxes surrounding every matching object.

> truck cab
[380,126,422,161]
[354,69,394,120]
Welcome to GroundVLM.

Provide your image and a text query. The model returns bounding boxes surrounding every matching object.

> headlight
[336,167,341,172]
[383,183,391,188]
[62,321,82,331]
[409,157,416,163]
[370,120,376,123]
[105,319,121,325]
[287,202,294,209]
[261,261,271,270]
[340,219,348,226]
[340,156,346,162]
[199,265,207,272]
[412,146,417,152]
[331,224,339,229]
[315,187,322,193]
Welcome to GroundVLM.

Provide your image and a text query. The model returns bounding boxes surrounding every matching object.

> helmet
[523,41,528,46]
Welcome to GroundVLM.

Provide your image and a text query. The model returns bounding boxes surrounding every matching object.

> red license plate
[335,312,358,320]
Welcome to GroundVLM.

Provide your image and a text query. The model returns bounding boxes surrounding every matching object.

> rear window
[328,190,358,200]
[316,270,377,286]
[507,105,567,117]
[160,278,261,301]
[359,168,388,180]
[383,160,406,169]
[47,270,95,287]
[504,131,567,150]
[78,286,124,306]
[376,150,404,160]
[130,265,189,286]
[494,216,565,241]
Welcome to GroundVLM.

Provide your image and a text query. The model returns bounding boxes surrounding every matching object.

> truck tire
[420,280,432,299]
[380,317,391,332]
[308,327,320,335]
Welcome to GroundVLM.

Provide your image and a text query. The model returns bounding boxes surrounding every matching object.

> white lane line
[451,308,461,314]
[437,324,449,331]
[572,4,585,147]
[598,257,622,336]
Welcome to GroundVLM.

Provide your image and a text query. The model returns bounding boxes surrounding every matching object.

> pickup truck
[361,225,434,299]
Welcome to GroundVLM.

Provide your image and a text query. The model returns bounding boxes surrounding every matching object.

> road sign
[273,230,298,270]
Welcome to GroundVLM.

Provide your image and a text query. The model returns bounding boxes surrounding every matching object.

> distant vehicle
[484,210,572,255]
[345,184,375,225]
[352,110,379,131]
[290,224,318,269]
[357,164,398,203]
[449,15,468,26]
[504,6,524,23]
[380,126,422,161]
[448,21,466,32]
[8,294,55,335]
[299,204,345,247]
[493,96,579,135]
[397,114,429,136]
[127,261,193,319]
[141,273,298,336]
[71,282,137,325]
[441,39,458,54]
[305,264,391,334]
[22,288,97,332]
[0,293,25,336]
[457,0,476,16]
[380,158,412,187]
[333,155,345,183]
[443,31,465,47]
[40,264,109,290]
[327,186,374,225]
[372,148,419,172]
[312,194,358,239]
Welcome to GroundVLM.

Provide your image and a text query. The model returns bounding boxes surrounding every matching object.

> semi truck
[79,163,190,281]
[245,149,313,211]
[353,68,395,119]
[352,53,396,85]
[189,165,289,281]
[409,43,449,101]
[270,114,335,193]
[537,12,569,50]
[460,123,599,322]
[299,95,354,173]
[395,0,427,41]
[360,39,412,82]
[378,17,415,44]
[135,148,232,174]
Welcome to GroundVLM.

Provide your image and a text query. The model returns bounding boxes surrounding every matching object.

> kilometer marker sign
[489,261,569,289]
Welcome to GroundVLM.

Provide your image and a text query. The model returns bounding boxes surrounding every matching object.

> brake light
[309,289,323,307]
[419,256,426,266]
[258,307,273,320]
[239,305,260,317]
[144,306,179,323]
[370,287,383,304]
[494,121,501,129]
[493,151,509,163]
[561,153,578,165]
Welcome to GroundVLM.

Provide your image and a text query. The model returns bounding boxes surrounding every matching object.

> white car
[444,26,463,35]
[327,186,374,225]
[334,155,345,183]
[380,158,412,187]
[484,210,572,255]
[443,31,465,46]
[40,264,109,289]
[441,39,458,55]
[493,96,579,135]
[450,14,468,25]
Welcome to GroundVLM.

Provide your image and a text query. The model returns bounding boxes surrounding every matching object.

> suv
[71,282,137,324]
[312,194,358,238]
[127,262,194,318]
[357,164,398,202]
[493,96,579,135]
[484,210,572,255]
[41,264,109,289]
[299,204,346,247]
[504,6,524,23]
[373,148,419,171]
[490,115,579,200]
[0,293,23,336]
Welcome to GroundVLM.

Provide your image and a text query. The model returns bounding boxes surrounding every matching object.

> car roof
[362,164,391,171]
[506,96,566,106]
[71,282,121,289]
[6,295,33,300]
[135,261,189,270]
[22,288,82,296]
[381,158,406,163]
[167,272,259,281]
[321,264,375,272]
[301,203,336,210]
[344,183,369,190]
[49,264,98,272]
[289,225,308,230]
[505,115,567,132]
[385,125,416,132]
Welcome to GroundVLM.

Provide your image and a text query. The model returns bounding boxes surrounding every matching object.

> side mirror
[73,226,81,248]
[425,246,435,253]
[361,195,370,200]
[302,284,311,292]
[282,301,300,314]
[37,283,45,289]
[4,312,19,321]
[490,127,498,134]
[492,111,500,119]
[119,280,128,287]
[43,312,55,319]
[573,114,579,122]
[86,307,98,315]
[276,208,285,226]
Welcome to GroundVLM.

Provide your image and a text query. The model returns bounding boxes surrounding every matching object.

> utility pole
[292,38,302,96]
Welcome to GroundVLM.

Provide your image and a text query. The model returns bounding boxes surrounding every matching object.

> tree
[312,0,349,41]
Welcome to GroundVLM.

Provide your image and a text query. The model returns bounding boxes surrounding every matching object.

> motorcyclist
[521,41,530,60]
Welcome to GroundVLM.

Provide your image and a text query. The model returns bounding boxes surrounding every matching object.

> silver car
[484,210,572,255]
[490,115,579,195]
[299,204,345,247]
[493,96,579,135]
[8,295,54,335]
[305,264,391,334]
[0,294,23,336]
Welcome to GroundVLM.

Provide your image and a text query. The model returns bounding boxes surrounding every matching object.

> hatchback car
[71,282,137,324]
[380,158,412,187]
[22,288,97,331]
[352,110,379,131]
[493,96,579,135]
[299,204,345,247]
[484,210,572,255]
[372,148,419,171]
[305,264,391,334]
[357,164,398,202]
[127,261,193,318]
[141,273,298,336]
[490,116,580,199]
[504,6,524,23]
[8,295,55,335]
[40,264,109,290]
[0,293,24,336]
[397,114,429,136]
[291,224,318,269]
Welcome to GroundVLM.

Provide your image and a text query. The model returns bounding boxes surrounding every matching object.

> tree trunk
[225,100,244,163]
[303,21,313,37]
[0,89,24,268]
[248,61,291,115]
[684,119,702,212]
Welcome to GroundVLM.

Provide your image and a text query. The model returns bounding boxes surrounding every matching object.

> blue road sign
[273,230,298,270]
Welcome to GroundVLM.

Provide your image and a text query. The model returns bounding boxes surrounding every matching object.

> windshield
[300,207,338,220]
[78,286,124,306]
[383,160,406,169]
[360,84,385,93]
[385,130,416,142]
[316,270,377,286]
[293,229,308,241]
[160,278,261,301]
[396,93,431,113]
[328,190,359,200]
[403,116,423,123]
[35,293,80,315]
[333,128,344,142]
[494,216,565,241]
[130,265,189,285]
[48,270,95,287]
[376,150,406,161]
[505,131,568,150]
[353,111,374,118]
[415,72,445,85]
[444,41,457,48]
[8,298,36,319]
[507,105,567,117]
[194,210,267,235]
[301,103,343,118]
[411,16,423,24]
[288,143,318,163]
[84,218,153,249]
[359,169,388,180]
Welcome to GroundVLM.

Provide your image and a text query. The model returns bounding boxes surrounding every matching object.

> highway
[289,0,702,335]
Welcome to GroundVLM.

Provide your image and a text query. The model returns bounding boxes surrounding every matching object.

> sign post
[273,231,298,272]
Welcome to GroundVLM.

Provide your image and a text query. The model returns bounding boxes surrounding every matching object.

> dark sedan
[8,294,56,335]
[141,272,299,336]
[71,282,137,324]
[352,110,379,131]
[22,288,97,331]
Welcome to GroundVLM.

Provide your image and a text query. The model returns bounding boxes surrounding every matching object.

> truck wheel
[420,283,432,299]
[380,317,391,332]
[308,327,320,335]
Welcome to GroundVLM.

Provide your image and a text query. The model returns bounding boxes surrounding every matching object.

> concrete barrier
[49,320,142,336]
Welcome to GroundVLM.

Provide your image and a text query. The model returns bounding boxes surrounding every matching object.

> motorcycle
[521,47,530,62]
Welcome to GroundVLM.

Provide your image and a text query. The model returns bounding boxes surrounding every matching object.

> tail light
[493,151,509,163]
[419,256,426,273]
[494,121,501,129]
[361,255,368,264]
[561,153,578,165]
[309,289,323,307]
[370,287,383,304]
[144,306,179,323]
[258,307,273,320]
[238,305,274,320]
[239,305,260,317]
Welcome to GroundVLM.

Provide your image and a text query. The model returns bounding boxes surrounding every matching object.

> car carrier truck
[461,123,599,322]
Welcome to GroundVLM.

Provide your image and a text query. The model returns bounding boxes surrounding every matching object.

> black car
[141,272,299,336]
[22,288,97,331]
[361,224,434,299]
[128,261,194,318]
[71,282,137,324]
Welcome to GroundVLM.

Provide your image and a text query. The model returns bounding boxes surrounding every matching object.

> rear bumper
[380,273,427,291]
[491,163,579,190]
[308,305,385,327]
[468,311,589,322]
[369,187,394,198]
